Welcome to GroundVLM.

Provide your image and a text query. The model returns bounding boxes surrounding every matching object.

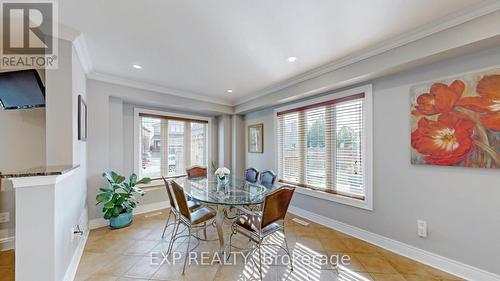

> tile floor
[74,209,462,281]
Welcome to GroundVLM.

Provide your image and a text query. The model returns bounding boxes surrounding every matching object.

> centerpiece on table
[214,167,230,185]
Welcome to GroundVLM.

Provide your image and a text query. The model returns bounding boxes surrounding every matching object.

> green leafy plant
[96,171,151,220]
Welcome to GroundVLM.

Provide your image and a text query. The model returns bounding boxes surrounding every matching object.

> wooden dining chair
[186,166,207,178]
[161,177,202,240]
[244,167,260,183]
[259,170,277,188]
[167,180,217,274]
[229,185,296,280]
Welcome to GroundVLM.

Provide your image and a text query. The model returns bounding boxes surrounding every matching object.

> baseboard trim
[63,230,89,281]
[288,206,500,281]
[89,201,170,230]
[0,236,15,251]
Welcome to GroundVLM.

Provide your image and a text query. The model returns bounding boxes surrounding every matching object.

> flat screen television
[0,69,45,110]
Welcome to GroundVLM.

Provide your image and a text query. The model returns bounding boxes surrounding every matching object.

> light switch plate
[417,220,427,238]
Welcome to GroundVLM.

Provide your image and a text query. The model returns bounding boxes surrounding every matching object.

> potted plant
[96,171,151,229]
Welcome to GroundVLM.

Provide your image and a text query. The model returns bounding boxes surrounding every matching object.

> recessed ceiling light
[287,56,297,62]
[226,89,233,93]
[132,64,143,69]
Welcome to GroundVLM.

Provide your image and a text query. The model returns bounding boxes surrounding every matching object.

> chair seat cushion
[187,200,202,211]
[190,207,216,225]
[235,213,281,235]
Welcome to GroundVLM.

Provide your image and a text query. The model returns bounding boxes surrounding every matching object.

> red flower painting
[411,71,500,168]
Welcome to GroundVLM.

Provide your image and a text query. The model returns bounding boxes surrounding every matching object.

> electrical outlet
[0,212,9,223]
[417,220,427,238]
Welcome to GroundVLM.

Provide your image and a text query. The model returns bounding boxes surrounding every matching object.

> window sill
[137,179,165,191]
[293,186,373,211]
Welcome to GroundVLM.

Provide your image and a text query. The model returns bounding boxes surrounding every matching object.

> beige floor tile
[342,238,380,254]
[94,255,142,276]
[369,273,407,281]
[117,277,149,281]
[308,269,341,281]
[183,264,220,281]
[296,235,325,251]
[123,256,162,279]
[337,266,374,281]
[124,240,160,256]
[82,274,119,281]
[401,274,439,281]
[354,254,398,274]
[213,264,262,281]
[151,262,186,280]
[320,238,350,252]
[330,253,367,273]
[76,252,120,276]
[84,236,136,254]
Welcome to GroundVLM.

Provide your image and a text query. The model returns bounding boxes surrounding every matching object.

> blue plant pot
[109,212,133,229]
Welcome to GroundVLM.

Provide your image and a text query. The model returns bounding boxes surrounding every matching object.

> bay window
[137,111,209,179]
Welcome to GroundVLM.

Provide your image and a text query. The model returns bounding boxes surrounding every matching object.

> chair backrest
[259,170,277,187]
[169,181,191,220]
[244,167,259,183]
[162,177,176,210]
[261,186,295,229]
[186,166,207,178]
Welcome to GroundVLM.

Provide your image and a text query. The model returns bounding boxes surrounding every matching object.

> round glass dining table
[174,175,279,251]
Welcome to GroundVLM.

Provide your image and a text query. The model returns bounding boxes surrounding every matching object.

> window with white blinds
[138,113,208,179]
[277,93,366,200]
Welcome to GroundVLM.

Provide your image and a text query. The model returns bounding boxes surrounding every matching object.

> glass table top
[174,175,279,206]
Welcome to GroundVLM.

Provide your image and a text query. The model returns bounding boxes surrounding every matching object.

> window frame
[133,108,212,183]
[274,84,373,210]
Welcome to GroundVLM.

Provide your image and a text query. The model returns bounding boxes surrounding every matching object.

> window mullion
[325,105,334,189]
[184,121,191,169]
[160,119,169,177]
[298,111,306,184]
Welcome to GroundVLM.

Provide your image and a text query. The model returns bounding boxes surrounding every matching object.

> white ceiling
[59,0,487,105]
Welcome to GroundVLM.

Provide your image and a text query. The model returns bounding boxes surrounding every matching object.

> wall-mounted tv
[0,69,45,110]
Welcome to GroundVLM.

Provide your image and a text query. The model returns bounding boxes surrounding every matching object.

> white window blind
[277,93,365,200]
[139,114,208,179]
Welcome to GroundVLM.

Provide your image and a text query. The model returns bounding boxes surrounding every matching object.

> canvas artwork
[410,69,499,168]
[248,123,263,153]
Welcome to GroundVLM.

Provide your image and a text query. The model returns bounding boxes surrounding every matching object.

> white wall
[49,40,88,281]
[217,114,232,169]
[245,108,276,172]
[231,114,245,177]
[244,46,500,275]
[46,40,74,166]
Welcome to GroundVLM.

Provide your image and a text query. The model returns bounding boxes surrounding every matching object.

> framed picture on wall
[248,123,263,153]
[78,95,87,141]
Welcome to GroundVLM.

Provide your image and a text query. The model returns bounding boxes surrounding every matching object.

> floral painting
[410,69,499,168]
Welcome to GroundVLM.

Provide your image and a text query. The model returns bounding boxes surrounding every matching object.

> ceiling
[59,0,488,105]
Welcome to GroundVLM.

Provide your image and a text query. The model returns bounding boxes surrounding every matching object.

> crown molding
[234,0,500,106]
[87,71,233,106]
[73,34,93,74]
[58,24,80,42]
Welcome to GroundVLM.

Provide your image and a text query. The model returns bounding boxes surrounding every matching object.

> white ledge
[10,168,78,188]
